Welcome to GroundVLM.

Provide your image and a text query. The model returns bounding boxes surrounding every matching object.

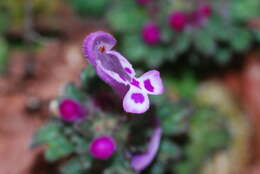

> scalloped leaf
[107,1,147,32]
[69,0,108,17]
[45,135,75,161]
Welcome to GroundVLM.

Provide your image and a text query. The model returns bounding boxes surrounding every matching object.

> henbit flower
[169,11,188,32]
[89,136,117,160]
[142,23,161,45]
[131,124,162,171]
[59,98,86,122]
[190,4,212,26]
[83,31,164,114]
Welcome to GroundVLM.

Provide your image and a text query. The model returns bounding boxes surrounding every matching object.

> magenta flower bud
[59,98,85,122]
[141,23,160,45]
[190,4,212,26]
[136,0,151,5]
[89,136,117,160]
[169,11,188,32]
[198,4,212,17]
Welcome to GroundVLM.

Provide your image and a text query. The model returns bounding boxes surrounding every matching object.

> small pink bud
[59,99,85,122]
[136,0,151,5]
[89,136,116,160]
[169,11,188,32]
[142,23,160,45]
[198,4,212,17]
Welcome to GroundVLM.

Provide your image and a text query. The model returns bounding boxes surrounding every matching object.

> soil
[0,4,102,173]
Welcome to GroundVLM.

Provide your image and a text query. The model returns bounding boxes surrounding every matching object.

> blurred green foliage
[68,0,260,68]
[68,0,108,17]
[0,0,60,30]
[0,38,9,74]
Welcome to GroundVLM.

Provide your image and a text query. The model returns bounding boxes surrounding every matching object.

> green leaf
[159,141,182,163]
[207,17,231,41]
[70,135,89,154]
[0,11,10,34]
[194,31,216,56]
[107,1,147,32]
[175,162,192,174]
[171,71,198,98]
[175,107,230,174]
[80,66,100,92]
[230,29,252,52]
[161,106,191,135]
[255,31,260,42]
[80,66,95,84]
[150,163,164,174]
[145,47,164,68]
[174,33,191,55]
[105,155,132,174]
[69,0,108,17]
[216,48,231,65]
[0,38,8,74]
[121,35,149,62]
[60,156,91,174]
[161,27,174,43]
[32,120,62,147]
[45,135,74,162]
[231,0,260,20]
[64,83,86,102]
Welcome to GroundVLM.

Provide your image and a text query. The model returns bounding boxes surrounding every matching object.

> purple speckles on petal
[125,67,132,74]
[131,93,145,103]
[139,70,164,95]
[144,79,154,92]
[119,74,126,81]
[131,79,140,88]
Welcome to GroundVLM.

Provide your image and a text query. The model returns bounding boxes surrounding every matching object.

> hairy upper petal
[107,51,136,77]
[83,31,116,66]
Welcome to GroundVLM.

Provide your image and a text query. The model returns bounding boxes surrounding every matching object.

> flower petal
[96,64,129,97]
[131,126,162,171]
[139,70,164,95]
[107,51,136,77]
[96,60,128,85]
[123,86,149,114]
[83,31,116,66]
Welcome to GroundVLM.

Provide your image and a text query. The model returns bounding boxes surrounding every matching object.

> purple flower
[169,11,188,32]
[190,4,212,26]
[83,31,164,114]
[89,136,117,160]
[136,0,151,5]
[142,23,160,45]
[59,98,86,122]
[131,124,162,171]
